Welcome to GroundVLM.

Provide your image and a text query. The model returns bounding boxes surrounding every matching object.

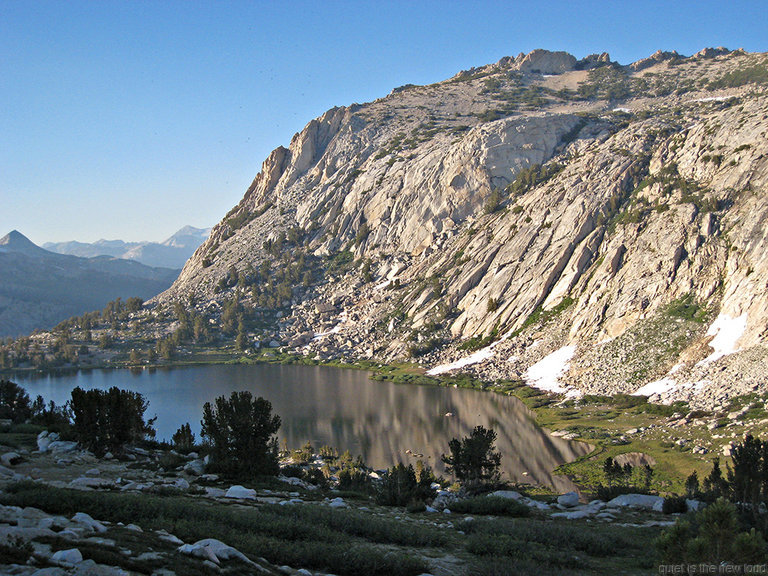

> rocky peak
[0,230,49,257]
[160,48,768,409]
[629,49,681,71]
[512,49,578,74]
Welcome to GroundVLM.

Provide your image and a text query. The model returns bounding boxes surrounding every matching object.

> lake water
[16,364,590,491]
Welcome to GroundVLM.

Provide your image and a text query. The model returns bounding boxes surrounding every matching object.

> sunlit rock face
[160,48,768,408]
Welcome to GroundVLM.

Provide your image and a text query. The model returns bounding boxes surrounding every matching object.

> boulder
[551,509,591,520]
[71,512,107,533]
[606,493,664,510]
[31,568,70,576]
[328,497,348,508]
[69,477,113,489]
[48,441,78,454]
[174,477,190,490]
[489,490,522,500]
[178,543,220,564]
[521,497,551,510]
[225,485,257,500]
[37,431,59,452]
[557,491,580,508]
[156,529,184,545]
[52,548,83,564]
[184,459,206,476]
[192,538,254,564]
[1,451,22,466]
[72,559,132,575]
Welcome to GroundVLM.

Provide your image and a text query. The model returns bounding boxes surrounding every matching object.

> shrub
[281,464,305,479]
[375,462,436,507]
[483,189,502,214]
[304,467,329,489]
[449,496,531,517]
[657,498,767,565]
[662,495,688,514]
[442,425,502,488]
[30,396,71,431]
[201,391,281,478]
[171,422,195,453]
[338,468,371,493]
[0,535,33,564]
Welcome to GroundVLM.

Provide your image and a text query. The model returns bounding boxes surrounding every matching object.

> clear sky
[2,1,766,245]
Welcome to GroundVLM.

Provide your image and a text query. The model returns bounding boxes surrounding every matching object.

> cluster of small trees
[684,435,768,512]
[69,387,156,456]
[602,457,654,493]
[0,380,69,428]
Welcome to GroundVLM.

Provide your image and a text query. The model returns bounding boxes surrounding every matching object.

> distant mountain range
[0,231,180,338]
[43,225,211,269]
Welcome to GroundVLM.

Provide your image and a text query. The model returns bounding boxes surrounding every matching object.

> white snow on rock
[524,345,578,395]
[700,313,747,364]
[633,376,677,397]
[633,363,684,396]
[427,346,495,376]
[694,96,736,103]
[312,325,341,340]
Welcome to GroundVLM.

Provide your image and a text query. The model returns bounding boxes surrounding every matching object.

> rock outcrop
[152,48,768,407]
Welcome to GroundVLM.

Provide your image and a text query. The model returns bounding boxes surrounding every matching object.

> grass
[460,515,658,575]
[0,482,434,576]
[0,477,670,576]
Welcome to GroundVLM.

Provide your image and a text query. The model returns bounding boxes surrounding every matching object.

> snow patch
[427,346,495,376]
[312,325,341,340]
[612,107,631,113]
[524,345,577,394]
[633,377,677,397]
[632,364,682,396]
[694,96,735,103]
[699,313,747,364]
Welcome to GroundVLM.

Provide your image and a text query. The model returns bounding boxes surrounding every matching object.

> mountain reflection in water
[18,364,590,491]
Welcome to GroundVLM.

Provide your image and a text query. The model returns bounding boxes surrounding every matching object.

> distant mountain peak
[0,230,49,256]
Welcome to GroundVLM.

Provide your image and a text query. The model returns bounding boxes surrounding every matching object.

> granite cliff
[154,48,767,407]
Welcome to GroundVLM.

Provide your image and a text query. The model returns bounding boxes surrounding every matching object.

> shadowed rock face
[159,48,768,408]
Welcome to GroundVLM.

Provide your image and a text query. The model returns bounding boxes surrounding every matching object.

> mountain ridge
[0,231,179,337]
[43,225,211,269]
[158,47,768,409]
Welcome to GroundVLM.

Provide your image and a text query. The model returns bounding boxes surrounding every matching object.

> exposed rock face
[159,48,768,408]
[629,49,681,71]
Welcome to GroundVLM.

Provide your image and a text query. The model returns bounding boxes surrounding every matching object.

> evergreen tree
[442,425,502,488]
[201,391,281,478]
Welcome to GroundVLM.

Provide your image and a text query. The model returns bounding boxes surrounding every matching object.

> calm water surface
[16,364,589,490]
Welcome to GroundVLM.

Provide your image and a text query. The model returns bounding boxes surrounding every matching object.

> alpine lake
[16,364,590,491]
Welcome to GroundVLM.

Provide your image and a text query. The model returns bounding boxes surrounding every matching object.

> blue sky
[2,1,766,245]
